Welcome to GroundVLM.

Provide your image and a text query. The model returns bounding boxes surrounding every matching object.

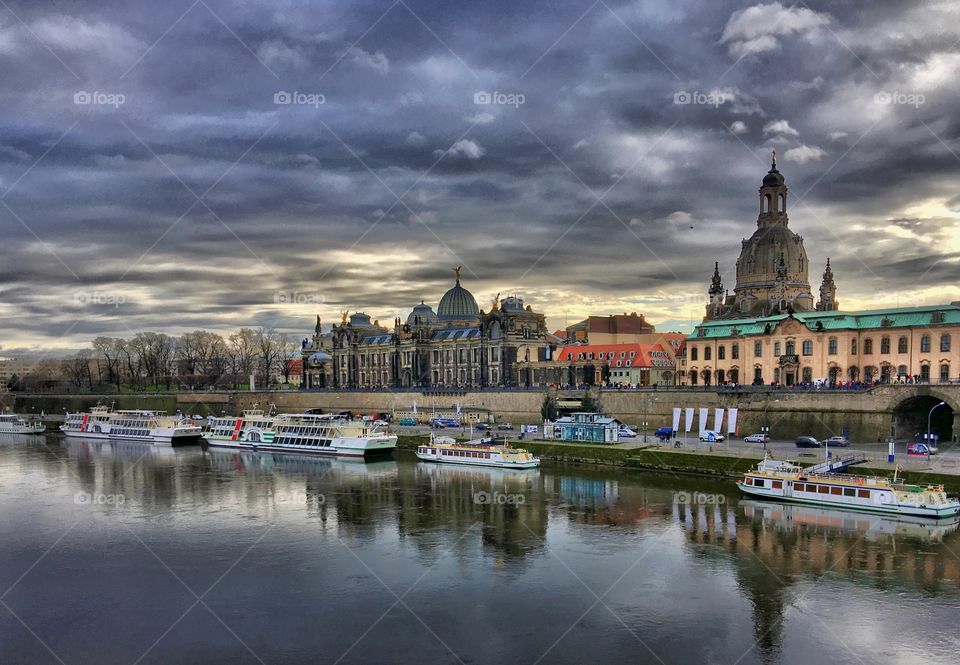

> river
[1,434,958,664]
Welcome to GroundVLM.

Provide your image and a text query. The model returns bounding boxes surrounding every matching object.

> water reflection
[3,436,960,665]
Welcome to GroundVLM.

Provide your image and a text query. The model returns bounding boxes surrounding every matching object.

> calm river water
[1,434,959,665]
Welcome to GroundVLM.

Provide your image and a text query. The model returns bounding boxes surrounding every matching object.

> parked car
[474,423,490,431]
[907,442,938,456]
[618,427,637,438]
[655,427,675,441]
[430,418,460,428]
[191,414,205,421]
[744,433,769,443]
[497,423,514,430]
[699,430,725,442]
[373,419,389,428]
[795,436,821,448]
[824,435,849,447]
[398,417,418,426]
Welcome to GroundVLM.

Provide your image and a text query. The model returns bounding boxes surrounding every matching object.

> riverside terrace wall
[7,384,959,442]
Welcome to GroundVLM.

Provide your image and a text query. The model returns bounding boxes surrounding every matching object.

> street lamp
[927,401,946,446]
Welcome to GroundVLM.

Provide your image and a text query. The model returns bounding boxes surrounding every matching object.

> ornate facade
[681,304,960,387]
[301,270,550,388]
[705,152,837,321]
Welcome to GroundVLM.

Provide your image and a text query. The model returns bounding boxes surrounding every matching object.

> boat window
[795,483,805,491]
[830,487,842,495]
[843,488,855,497]
[754,479,765,488]
[818,486,829,494]
[744,478,752,486]
[857,489,870,498]
[772,481,782,489]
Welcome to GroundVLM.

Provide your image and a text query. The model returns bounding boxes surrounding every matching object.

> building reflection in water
[674,491,960,663]
[38,436,960,662]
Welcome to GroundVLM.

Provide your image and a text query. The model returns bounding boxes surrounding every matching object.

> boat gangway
[804,454,868,475]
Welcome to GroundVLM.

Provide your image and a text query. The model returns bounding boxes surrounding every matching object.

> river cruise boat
[0,414,45,434]
[738,457,960,519]
[60,404,202,445]
[416,435,540,469]
[205,409,278,445]
[204,411,396,457]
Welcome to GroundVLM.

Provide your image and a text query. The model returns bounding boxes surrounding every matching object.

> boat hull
[205,435,397,457]
[61,428,202,446]
[415,452,540,469]
[738,482,960,519]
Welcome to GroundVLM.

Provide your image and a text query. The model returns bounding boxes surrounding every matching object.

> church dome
[406,301,439,326]
[762,168,785,187]
[437,270,479,322]
[501,296,525,312]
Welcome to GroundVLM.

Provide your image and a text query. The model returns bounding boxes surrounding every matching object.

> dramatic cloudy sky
[1,0,959,353]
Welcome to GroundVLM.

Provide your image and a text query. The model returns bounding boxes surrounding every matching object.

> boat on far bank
[416,434,540,469]
[60,404,202,445]
[0,413,45,435]
[737,456,960,519]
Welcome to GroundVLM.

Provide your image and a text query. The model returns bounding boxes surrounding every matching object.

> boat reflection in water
[202,446,399,479]
[64,436,200,465]
[741,498,960,543]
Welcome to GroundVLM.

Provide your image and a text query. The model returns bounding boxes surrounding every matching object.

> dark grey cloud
[1,0,959,351]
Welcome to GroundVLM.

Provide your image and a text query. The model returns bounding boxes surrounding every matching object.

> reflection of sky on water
[0,435,958,664]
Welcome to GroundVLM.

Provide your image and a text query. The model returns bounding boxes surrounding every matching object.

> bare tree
[228,328,257,388]
[277,333,301,384]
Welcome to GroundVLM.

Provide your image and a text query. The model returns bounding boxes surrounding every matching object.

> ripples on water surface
[1,434,959,664]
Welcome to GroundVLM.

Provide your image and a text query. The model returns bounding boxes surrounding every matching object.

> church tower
[706,262,726,319]
[704,151,824,321]
[816,258,838,311]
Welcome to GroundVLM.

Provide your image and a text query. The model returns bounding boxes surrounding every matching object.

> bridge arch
[891,391,957,442]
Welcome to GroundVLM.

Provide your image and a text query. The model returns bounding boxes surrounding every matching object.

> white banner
[413,400,418,414]
[727,408,739,435]
[672,407,681,433]
[698,408,709,435]
[713,408,724,433]
[684,408,694,433]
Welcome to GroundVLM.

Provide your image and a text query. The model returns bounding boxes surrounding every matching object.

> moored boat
[204,410,396,457]
[60,404,202,445]
[416,434,540,469]
[737,456,960,519]
[0,413,45,435]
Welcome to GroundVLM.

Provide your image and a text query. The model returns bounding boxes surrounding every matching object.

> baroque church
[704,152,838,321]
[301,268,550,389]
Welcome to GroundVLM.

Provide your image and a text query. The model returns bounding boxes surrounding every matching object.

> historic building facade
[680,305,960,387]
[705,152,837,321]
[301,269,551,389]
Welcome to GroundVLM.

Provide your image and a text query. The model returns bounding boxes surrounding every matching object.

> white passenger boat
[0,413,45,434]
[416,434,540,469]
[204,411,396,457]
[738,456,960,519]
[60,404,202,445]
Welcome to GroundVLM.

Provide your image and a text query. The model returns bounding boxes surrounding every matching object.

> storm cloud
[1,0,959,352]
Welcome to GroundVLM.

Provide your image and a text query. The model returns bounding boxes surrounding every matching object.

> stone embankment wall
[5,384,959,442]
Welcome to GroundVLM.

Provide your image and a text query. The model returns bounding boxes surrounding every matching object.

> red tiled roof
[554,343,675,368]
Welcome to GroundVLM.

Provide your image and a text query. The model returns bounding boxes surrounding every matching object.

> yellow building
[680,305,959,387]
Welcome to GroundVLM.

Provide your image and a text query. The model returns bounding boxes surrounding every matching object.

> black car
[475,423,490,431]
[794,436,821,448]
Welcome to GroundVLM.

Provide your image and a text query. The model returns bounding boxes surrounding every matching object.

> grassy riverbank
[396,434,960,493]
